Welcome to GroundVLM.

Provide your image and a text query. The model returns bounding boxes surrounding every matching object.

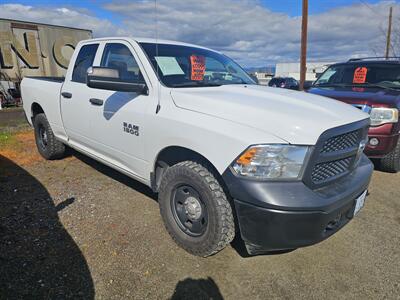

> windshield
[140,43,255,88]
[314,63,400,89]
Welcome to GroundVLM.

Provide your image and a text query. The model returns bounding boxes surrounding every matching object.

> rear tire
[379,138,400,173]
[158,160,235,257]
[33,113,66,160]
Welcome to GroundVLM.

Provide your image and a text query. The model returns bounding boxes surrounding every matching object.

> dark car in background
[268,77,299,90]
[308,58,400,172]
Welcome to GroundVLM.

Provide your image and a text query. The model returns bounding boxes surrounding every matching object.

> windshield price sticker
[190,55,206,81]
[155,57,185,76]
[353,67,368,84]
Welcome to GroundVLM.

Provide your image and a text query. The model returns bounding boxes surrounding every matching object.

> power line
[359,0,396,56]
[358,0,385,17]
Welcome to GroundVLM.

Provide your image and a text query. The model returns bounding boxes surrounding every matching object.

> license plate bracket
[354,190,367,216]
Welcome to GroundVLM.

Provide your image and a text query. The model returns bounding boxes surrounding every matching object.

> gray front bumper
[223,155,373,255]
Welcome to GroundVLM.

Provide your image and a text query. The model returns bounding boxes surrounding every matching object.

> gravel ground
[0,130,399,299]
[0,109,27,132]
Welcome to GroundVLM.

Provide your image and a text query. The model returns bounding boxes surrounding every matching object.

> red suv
[309,58,400,172]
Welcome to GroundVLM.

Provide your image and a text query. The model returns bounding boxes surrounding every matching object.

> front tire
[33,113,66,160]
[379,138,400,173]
[158,161,235,257]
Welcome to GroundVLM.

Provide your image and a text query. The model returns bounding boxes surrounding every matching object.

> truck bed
[25,76,65,83]
[21,77,66,139]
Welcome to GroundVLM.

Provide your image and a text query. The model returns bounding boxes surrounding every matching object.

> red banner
[190,55,206,81]
[353,67,368,84]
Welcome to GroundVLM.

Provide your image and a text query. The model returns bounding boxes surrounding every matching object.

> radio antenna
[155,0,161,113]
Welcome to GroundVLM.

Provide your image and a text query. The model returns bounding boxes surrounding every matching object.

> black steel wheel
[171,184,208,237]
[37,123,49,151]
[33,113,66,160]
[158,160,235,257]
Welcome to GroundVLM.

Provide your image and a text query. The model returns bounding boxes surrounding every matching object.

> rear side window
[72,44,99,83]
[315,63,400,87]
[100,43,144,83]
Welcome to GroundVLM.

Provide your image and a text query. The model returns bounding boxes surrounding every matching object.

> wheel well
[153,146,239,232]
[31,102,44,119]
[153,146,221,192]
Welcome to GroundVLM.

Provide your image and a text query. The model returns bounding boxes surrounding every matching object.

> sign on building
[0,18,92,81]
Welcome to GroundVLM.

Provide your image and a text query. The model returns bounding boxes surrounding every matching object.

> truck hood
[171,85,369,145]
[308,86,400,108]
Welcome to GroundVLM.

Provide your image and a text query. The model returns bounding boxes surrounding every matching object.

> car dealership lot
[1,130,399,299]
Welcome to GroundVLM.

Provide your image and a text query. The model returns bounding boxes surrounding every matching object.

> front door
[86,41,153,179]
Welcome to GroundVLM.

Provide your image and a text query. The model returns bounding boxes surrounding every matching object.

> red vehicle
[309,58,400,172]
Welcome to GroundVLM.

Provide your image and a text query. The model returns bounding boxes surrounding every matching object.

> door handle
[89,98,104,106]
[61,92,72,99]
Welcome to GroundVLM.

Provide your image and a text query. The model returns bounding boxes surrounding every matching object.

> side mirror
[86,67,148,94]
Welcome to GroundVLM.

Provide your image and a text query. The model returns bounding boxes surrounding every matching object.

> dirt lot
[0,108,27,131]
[0,128,399,299]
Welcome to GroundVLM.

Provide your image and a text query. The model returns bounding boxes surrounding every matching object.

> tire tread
[33,113,66,160]
[380,138,400,173]
[158,160,235,257]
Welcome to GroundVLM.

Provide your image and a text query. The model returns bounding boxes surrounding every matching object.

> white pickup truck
[22,37,373,256]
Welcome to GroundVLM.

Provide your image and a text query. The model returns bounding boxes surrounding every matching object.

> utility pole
[385,6,393,59]
[299,0,308,91]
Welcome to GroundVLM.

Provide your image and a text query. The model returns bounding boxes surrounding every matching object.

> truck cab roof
[331,57,400,67]
[78,36,218,53]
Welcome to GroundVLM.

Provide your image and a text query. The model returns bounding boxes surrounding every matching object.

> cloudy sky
[0,0,399,67]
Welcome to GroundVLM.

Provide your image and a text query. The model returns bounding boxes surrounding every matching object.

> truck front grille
[311,157,353,184]
[303,119,369,189]
[321,130,359,153]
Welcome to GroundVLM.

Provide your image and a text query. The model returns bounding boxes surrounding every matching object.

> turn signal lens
[236,148,258,165]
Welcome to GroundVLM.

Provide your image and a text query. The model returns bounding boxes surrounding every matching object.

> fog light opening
[325,213,342,231]
[369,138,379,146]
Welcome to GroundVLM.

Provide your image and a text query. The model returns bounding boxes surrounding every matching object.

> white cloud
[104,0,400,66]
[0,4,129,37]
[1,1,399,67]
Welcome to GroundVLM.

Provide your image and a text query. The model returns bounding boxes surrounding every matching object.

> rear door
[60,42,100,148]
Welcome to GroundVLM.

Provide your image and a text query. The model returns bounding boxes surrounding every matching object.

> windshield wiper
[225,82,253,85]
[314,82,400,91]
[360,83,400,90]
[170,82,222,88]
[314,83,348,87]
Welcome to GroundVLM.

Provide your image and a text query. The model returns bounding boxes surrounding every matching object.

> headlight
[232,144,309,179]
[370,107,398,126]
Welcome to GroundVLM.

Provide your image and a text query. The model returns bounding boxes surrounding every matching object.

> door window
[100,43,144,83]
[71,44,99,83]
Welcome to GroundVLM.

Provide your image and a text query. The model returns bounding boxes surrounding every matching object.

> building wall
[275,61,334,81]
[0,19,92,81]
[254,72,274,85]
